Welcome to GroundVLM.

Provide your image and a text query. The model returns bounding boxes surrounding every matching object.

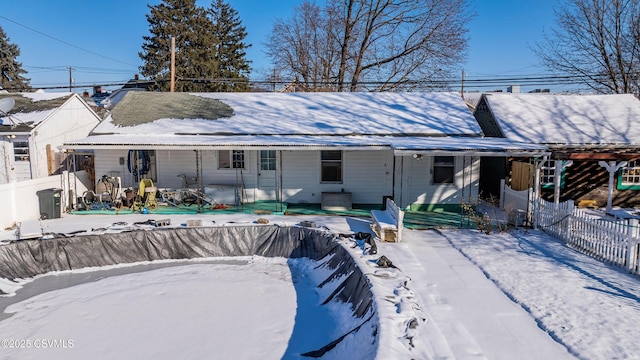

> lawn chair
[131,178,158,211]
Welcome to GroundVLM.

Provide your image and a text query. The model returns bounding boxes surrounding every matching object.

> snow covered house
[63,91,546,210]
[474,92,640,208]
[0,92,102,184]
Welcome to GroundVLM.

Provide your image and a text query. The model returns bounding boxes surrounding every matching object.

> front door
[258,150,277,200]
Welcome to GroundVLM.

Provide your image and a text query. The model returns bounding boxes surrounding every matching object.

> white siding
[156,150,198,188]
[0,140,10,183]
[344,150,392,204]
[31,96,100,179]
[94,149,130,187]
[281,150,392,204]
[12,136,32,182]
[96,149,257,193]
[281,151,318,203]
[397,155,479,208]
[94,149,480,207]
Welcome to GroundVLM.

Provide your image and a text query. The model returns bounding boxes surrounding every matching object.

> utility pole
[68,66,73,92]
[272,68,276,92]
[461,70,465,97]
[170,36,175,92]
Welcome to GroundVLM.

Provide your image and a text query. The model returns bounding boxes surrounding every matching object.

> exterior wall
[0,139,9,183]
[281,149,392,204]
[94,149,131,188]
[394,155,480,210]
[0,96,100,185]
[4,135,32,182]
[95,148,393,205]
[31,96,100,179]
[94,149,481,208]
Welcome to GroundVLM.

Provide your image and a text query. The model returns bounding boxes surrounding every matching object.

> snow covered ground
[2,213,640,359]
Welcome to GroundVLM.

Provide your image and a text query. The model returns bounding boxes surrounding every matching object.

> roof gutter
[393,149,551,157]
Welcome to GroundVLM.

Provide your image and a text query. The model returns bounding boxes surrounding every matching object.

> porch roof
[63,134,549,157]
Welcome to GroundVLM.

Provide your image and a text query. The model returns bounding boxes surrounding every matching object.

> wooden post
[46,144,56,175]
[68,66,73,92]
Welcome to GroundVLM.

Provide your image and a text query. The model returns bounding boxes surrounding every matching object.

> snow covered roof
[482,93,640,145]
[64,91,548,155]
[90,91,483,137]
[0,92,74,132]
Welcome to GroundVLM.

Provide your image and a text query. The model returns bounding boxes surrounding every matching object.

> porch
[70,200,475,229]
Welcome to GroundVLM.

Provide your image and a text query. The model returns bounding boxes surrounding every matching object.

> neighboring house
[63,91,546,210]
[0,92,102,184]
[474,92,640,208]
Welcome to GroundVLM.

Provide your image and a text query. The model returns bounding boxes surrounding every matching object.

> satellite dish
[0,98,15,114]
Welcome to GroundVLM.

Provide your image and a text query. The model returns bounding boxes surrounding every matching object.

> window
[218,150,245,169]
[433,156,454,184]
[321,150,342,183]
[260,150,276,170]
[619,160,640,189]
[540,160,556,187]
[13,141,29,161]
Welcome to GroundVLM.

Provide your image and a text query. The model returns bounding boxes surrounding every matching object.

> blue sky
[0,0,563,93]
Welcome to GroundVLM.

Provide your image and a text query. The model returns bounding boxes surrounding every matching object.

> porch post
[533,156,546,229]
[195,150,203,213]
[598,160,627,213]
[554,160,572,208]
[278,150,283,212]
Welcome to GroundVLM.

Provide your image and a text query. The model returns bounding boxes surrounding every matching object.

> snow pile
[441,228,640,359]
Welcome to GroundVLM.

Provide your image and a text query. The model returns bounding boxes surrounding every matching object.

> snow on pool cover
[0,225,385,359]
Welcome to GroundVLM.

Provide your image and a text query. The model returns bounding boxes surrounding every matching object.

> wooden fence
[537,198,640,275]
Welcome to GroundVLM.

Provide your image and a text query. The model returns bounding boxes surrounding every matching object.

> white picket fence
[536,198,640,275]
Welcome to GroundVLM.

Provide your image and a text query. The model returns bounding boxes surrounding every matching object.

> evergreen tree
[0,25,30,91]
[139,0,216,92]
[207,0,252,92]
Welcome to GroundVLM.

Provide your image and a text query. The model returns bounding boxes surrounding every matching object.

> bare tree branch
[534,0,640,95]
[265,0,473,92]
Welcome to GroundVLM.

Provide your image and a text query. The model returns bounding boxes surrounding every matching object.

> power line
[0,15,138,68]
[1,72,623,91]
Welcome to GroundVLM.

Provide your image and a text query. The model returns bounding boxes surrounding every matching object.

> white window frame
[260,150,276,171]
[432,156,455,184]
[12,141,30,162]
[621,160,640,186]
[218,150,245,169]
[540,160,557,187]
[320,150,342,183]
